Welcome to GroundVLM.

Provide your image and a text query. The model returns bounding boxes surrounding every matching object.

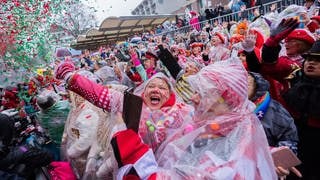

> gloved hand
[54,58,75,81]
[129,48,138,59]
[129,48,141,66]
[266,18,299,46]
[241,34,257,52]
[111,129,158,179]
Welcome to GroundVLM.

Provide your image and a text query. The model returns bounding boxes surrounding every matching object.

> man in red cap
[260,18,315,106]
[144,51,158,78]
[129,48,159,81]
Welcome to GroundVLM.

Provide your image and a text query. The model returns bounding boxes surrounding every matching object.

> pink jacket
[189,17,200,31]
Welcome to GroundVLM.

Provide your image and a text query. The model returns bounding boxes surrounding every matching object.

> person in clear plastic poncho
[110,58,277,179]
[55,58,276,179]
[154,58,277,179]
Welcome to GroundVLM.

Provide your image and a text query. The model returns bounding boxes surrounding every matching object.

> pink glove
[54,59,75,81]
[130,52,141,66]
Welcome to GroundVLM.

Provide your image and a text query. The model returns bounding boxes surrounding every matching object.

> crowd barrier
[156,0,305,37]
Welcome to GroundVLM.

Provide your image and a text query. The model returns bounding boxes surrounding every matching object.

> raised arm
[130,49,148,81]
[55,60,123,113]
[158,44,182,79]
[240,33,261,72]
[262,18,299,64]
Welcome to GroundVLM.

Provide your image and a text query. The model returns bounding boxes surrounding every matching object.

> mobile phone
[122,88,143,132]
[271,146,301,169]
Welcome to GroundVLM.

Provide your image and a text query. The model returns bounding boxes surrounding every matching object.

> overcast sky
[83,0,143,24]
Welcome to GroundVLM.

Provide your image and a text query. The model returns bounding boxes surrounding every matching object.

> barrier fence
[156,0,305,37]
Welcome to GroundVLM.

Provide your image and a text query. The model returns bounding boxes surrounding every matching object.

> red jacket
[261,43,320,128]
[260,41,302,106]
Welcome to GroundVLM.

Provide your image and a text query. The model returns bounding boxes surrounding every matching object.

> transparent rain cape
[153,58,277,179]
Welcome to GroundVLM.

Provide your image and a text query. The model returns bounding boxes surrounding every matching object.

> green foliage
[0,0,82,72]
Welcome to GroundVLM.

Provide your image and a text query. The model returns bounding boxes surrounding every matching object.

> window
[198,0,206,9]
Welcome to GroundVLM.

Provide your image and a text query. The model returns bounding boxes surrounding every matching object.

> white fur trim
[134,149,158,179]
[117,149,158,180]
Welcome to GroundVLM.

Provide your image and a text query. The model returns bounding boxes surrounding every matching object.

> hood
[249,72,270,102]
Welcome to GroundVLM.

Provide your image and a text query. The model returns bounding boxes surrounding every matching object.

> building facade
[131,0,229,16]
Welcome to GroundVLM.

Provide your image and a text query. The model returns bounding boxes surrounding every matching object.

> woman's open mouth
[150,96,161,105]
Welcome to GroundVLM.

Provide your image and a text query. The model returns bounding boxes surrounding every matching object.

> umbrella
[55,48,72,58]
[68,48,82,57]
[130,37,142,44]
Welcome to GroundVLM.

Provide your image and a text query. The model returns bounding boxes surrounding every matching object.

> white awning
[71,14,176,50]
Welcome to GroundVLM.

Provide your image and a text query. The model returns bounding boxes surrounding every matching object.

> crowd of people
[1,1,320,180]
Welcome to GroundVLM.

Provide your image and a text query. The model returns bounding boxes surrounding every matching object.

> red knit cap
[213,32,225,44]
[190,42,204,49]
[285,29,315,45]
[145,51,158,60]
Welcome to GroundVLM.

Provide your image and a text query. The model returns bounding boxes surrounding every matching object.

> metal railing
[156,0,304,37]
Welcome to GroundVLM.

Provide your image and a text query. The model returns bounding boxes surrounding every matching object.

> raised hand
[54,58,75,81]
[241,33,257,52]
[270,18,299,43]
[129,47,137,58]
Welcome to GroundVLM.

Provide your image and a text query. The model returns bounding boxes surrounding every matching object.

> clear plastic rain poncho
[154,58,277,179]
[133,73,195,152]
[269,5,307,29]
[94,65,120,85]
